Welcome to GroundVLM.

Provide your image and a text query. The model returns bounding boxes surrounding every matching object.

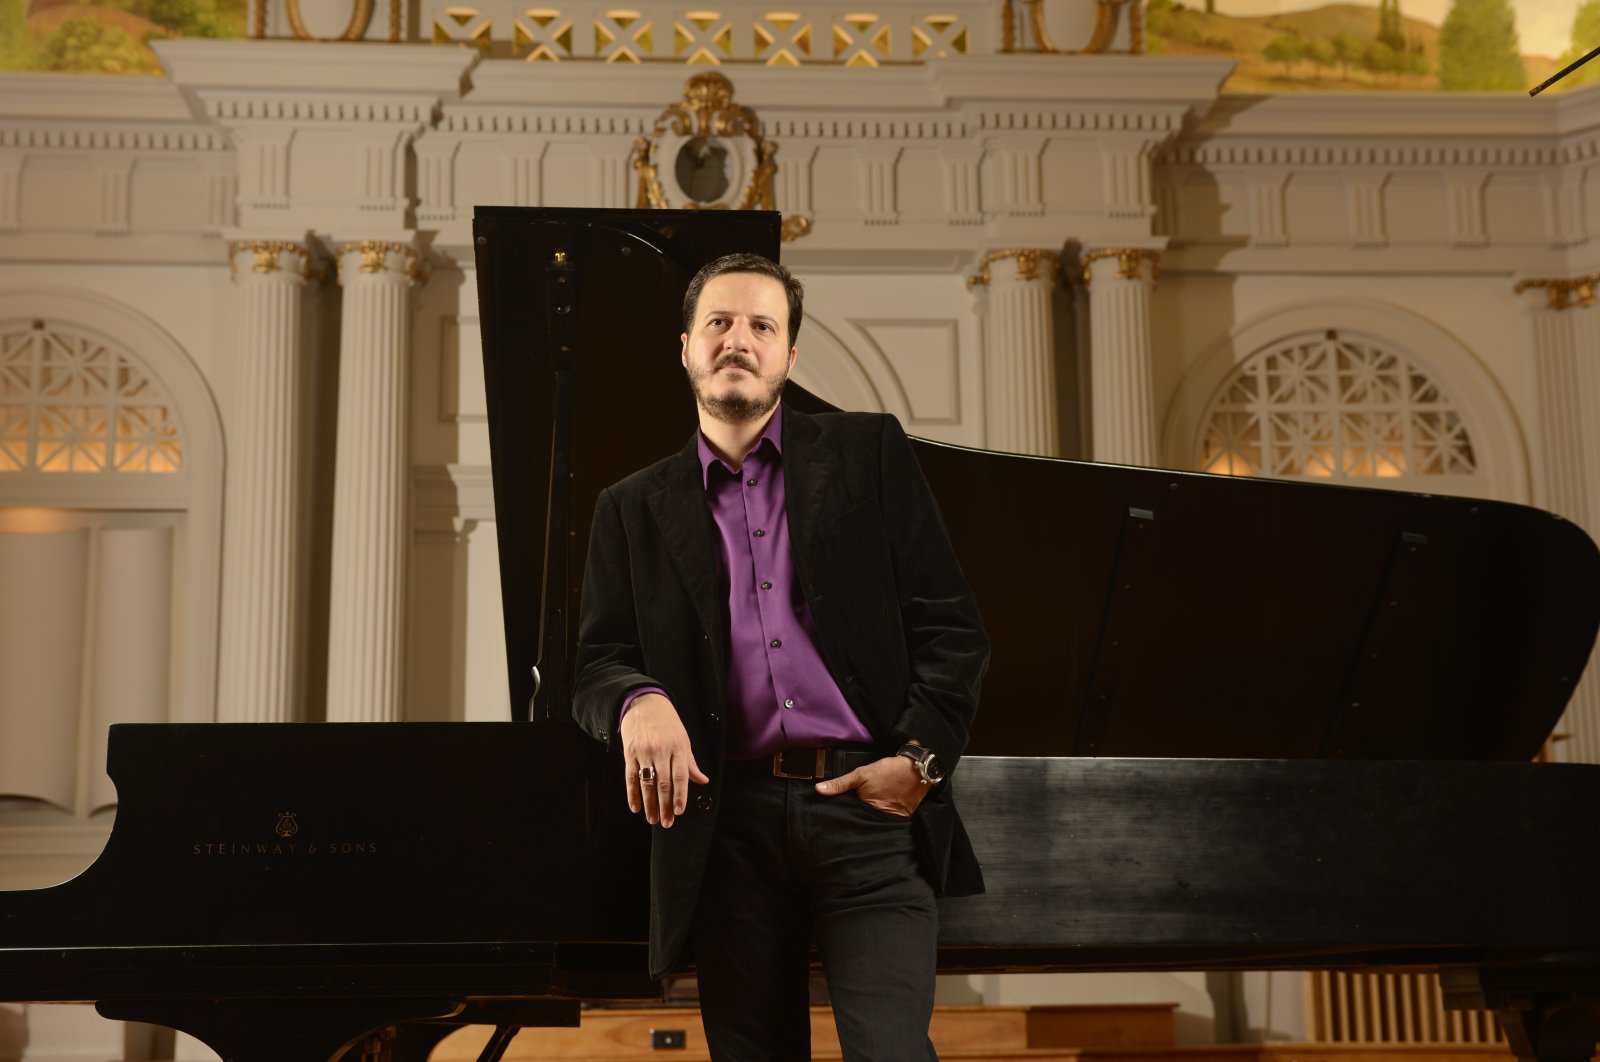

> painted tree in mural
[1377,0,1406,51]
[1558,0,1600,87]
[40,16,149,73]
[1,0,34,69]
[1144,0,1172,54]
[1438,0,1524,90]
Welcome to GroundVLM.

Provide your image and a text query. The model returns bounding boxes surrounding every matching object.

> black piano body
[2,208,1599,1061]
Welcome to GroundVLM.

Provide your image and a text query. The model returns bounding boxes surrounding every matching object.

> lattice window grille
[1199,332,1475,481]
[755,12,813,64]
[433,4,494,50]
[833,12,890,65]
[429,4,963,62]
[514,7,573,57]
[912,13,966,56]
[596,9,654,60]
[0,321,182,474]
[674,10,734,62]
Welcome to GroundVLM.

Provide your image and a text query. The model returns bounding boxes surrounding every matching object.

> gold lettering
[192,844,201,856]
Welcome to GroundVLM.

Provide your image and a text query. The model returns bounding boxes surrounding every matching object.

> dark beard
[686,357,788,424]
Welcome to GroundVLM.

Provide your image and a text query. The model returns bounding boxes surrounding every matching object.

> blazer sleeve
[572,486,671,750]
[878,415,989,775]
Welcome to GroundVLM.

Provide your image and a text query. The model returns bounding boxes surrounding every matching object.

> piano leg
[1442,965,1600,1062]
[96,997,465,1062]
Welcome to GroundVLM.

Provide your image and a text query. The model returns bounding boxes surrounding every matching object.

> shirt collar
[697,404,784,489]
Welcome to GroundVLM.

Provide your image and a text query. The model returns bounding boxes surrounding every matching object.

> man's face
[681,272,796,424]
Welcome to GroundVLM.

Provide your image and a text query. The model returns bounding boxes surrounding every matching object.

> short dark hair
[682,253,804,347]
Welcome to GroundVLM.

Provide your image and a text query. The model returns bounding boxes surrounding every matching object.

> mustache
[714,353,759,374]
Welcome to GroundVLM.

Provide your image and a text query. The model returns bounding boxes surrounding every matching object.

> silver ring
[638,765,658,785]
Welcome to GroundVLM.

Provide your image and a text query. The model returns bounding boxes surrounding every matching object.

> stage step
[430,1002,1170,1060]
[428,1005,1522,1062]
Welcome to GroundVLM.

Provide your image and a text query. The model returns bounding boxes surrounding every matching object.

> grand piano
[2,207,1599,1062]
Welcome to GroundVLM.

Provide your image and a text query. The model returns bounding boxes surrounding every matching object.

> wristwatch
[896,742,945,785]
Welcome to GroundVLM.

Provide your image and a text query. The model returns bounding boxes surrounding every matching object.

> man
[572,252,987,1061]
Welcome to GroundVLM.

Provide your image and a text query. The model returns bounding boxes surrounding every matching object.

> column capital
[226,235,320,284]
[966,247,1060,290]
[334,237,425,286]
[1082,246,1161,287]
[1514,272,1598,312]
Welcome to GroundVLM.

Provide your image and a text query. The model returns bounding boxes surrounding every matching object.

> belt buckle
[773,748,828,780]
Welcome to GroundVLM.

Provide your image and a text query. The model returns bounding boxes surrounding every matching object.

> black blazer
[573,408,988,978]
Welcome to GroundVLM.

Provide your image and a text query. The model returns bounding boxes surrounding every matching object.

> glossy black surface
[939,756,1600,964]
[786,386,1600,762]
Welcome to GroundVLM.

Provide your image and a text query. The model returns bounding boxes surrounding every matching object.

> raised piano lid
[475,206,1600,763]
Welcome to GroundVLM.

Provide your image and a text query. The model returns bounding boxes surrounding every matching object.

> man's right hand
[620,693,709,828]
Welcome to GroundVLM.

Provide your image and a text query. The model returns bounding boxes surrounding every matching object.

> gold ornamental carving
[256,0,402,41]
[967,249,1062,290]
[334,241,423,284]
[228,240,315,282]
[1001,0,1127,54]
[1514,274,1599,311]
[1081,247,1161,286]
[633,72,811,243]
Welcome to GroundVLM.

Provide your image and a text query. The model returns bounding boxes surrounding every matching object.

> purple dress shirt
[622,405,875,760]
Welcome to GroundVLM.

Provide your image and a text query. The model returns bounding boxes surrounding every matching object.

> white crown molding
[0,232,224,266]
[414,463,496,528]
[457,53,1231,114]
[1162,242,1570,277]
[153,39,479,97]
[1551,80,1600,136]
[1195,92,1571,139]
[0,822,112,861]
[0,73,193,122]
[929,54,1234,109]
[0,121,229,153]
[198,90,441,127]
[1163,139,1565,170]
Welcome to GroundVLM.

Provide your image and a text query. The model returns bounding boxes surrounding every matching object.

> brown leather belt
[770,746,877,781]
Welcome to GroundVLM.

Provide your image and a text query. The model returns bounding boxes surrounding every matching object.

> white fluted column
[325,239,422,722]
[1519,273,1600,763]
[217,238,314,723]
[1084,247,1160,466]
[970,248,1061,457]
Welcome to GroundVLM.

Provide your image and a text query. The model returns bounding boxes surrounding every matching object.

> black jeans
[692,760,940,1062]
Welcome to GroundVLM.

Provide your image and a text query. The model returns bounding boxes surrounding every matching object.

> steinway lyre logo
[274,811,300,838]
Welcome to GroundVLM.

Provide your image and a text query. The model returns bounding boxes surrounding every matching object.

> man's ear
[681,333,690,368]
[787,346,798,373]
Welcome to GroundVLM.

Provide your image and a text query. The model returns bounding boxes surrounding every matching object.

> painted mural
[1149,0,1596,92]
[0,0,246,74]
[0,0,1595,91]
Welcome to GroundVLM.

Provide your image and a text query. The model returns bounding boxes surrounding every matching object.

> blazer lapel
[782,408,837,594]
[646,438,726,681]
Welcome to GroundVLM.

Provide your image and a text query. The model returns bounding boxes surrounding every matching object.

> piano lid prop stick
[1530,42,1600,96]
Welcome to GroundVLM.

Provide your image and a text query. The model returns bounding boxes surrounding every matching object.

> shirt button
[706,713,720,728]
[784,699,794,708]
[760,581,772,590]
[770,639,782,648]
[753,529,765,538]
[747,478,757,487]
[697,795,714,811]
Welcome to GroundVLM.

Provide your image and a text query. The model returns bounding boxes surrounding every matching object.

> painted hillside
[1146,0,1584,93]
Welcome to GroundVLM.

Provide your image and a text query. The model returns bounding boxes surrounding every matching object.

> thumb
[688,755,710,786]
[815,768,862,796]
